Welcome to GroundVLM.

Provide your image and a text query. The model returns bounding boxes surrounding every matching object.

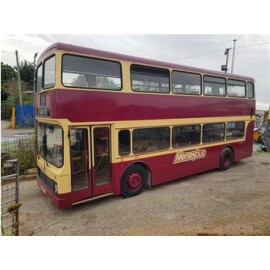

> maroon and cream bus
[35,42,255,208]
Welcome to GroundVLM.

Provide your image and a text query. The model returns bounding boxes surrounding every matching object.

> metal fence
[1,159,21,236]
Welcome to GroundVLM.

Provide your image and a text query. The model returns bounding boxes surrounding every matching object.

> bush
[1,101,12,120]
[11,144,36,174]
[1,134,36,175]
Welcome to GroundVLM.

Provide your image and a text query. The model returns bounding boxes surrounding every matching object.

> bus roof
[39,42,254,81]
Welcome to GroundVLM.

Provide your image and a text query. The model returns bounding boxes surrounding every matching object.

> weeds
[1,134,36,175]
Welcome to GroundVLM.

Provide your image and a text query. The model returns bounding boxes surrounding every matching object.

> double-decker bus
[35,42,255,208]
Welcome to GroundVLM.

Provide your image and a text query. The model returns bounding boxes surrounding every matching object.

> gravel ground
[18,152,270,236]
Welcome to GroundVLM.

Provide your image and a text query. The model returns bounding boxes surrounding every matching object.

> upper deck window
[228,79,246,98]
[131,65,170,93]
[172,71,201,95]
[36,64,42,92]
[203,76,226,96]
[62,54,122,90]
[44,56,56,89]
[247,82,255,98]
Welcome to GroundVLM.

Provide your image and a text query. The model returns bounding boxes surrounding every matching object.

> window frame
[172,70,202,95]
[118,130,131,156]
[36,63,43,92]
[132,127,170,154]
[37,122,64,168]
[61,53,123,91]
[43,55,56,90]
[203,75,226,97]
[227,79,246,98]
[247,81,255,99]
[130,64,170,94]
[226,121,245,140]
[202,123,225,143]
[172,124,201,148]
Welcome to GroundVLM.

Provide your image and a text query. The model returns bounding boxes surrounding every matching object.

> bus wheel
[121,164,147,197]
[219,147,233,171]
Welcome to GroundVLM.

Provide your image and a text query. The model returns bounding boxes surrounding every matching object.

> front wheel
[219,147,234,171]
[121,164,147,197]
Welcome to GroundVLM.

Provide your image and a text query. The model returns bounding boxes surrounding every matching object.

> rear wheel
[219,147,234,171]
[121,164,147,197]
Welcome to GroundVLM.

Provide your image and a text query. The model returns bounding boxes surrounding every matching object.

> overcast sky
[1,34,269,110]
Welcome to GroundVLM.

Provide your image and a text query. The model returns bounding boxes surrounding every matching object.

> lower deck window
[226,122,245,140]
[172,125,201,148]
[118,120,245,157]
[203,123,225,143]
[119,130,130,156]
[133,127,170,153]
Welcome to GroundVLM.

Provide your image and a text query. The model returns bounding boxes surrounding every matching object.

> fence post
[1,159,21,236]
[12,106,15,129]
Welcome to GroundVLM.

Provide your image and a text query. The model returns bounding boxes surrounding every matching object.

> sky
[1,34,269,110]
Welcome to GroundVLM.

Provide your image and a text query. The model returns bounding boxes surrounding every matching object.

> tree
[1,61,34,119]
[1,62,17,102]
[1,61,34,98]
[19,60,34,90]
[1,62,16,83]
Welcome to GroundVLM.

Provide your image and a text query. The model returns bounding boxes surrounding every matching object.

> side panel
[45,89,255,122]
[113,146,220,195]
[233,120,254,161]
[113,133,254,196]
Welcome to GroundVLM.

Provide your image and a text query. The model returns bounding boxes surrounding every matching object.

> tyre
[121,164,147,197]
[219,147,234,171]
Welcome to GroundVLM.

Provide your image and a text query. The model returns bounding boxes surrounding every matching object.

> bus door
[69,127,91,201]
[91,126,113,196]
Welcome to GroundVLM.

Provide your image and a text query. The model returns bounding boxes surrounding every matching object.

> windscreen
[37,122,63,168]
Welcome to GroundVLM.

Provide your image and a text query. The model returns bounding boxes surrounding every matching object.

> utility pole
[15,50,23,106]
[33,52,38,92]
[231,39,237,73]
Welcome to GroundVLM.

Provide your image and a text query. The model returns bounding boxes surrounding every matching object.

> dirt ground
[18,152,270,236]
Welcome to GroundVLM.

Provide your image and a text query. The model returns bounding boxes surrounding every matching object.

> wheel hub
[127,172,142,189]
[224,153,231,166]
